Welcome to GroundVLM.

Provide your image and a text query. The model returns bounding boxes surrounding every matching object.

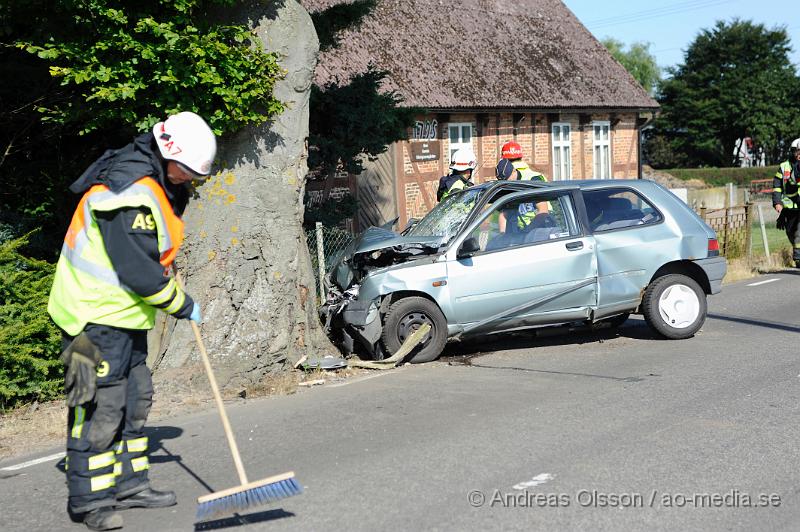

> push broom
[176,273,302,521]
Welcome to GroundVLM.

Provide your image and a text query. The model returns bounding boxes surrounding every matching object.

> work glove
[189,303,203,324]
[776,209,787,231]
[59,332,104,407]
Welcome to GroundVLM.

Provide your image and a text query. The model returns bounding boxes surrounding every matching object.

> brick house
[305,0,660,230]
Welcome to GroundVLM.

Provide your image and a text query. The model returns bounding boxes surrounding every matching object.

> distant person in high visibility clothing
[773,137,800,268]
[48,112,216,531]
[437,148,477,201]
[496,141,550,233]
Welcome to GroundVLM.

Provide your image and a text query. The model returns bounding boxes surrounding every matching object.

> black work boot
[83,507,123,531]
[116,488,177,509]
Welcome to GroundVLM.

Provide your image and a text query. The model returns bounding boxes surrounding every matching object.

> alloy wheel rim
[657,284,700,329]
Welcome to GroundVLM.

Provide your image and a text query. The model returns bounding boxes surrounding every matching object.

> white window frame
[592,121,612,179]
[552,122,572,180]
[448,122,474,161]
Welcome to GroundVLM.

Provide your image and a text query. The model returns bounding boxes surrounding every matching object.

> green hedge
[664,166,779,187]
[0,233,62,410]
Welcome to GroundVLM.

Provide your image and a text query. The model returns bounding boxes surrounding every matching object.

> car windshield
[405,187,485,242]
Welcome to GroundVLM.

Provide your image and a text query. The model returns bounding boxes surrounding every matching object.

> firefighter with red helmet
[495,141,549,231]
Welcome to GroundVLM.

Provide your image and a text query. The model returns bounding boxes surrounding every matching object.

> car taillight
[708,238,719,257]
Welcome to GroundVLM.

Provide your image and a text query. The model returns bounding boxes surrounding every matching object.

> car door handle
[565,241,583,251]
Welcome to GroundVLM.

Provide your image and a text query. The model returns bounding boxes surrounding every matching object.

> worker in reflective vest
[772,138,800,267]
[496,141,550,232]
[437,148,477,201]
[48,112,216,531]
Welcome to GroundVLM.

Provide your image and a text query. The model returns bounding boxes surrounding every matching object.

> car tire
[381,296,447,363]
[642,274,706,339]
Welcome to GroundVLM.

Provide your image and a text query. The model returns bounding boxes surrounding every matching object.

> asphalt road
[2,271,800,531]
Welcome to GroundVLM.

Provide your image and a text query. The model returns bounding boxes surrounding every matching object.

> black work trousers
[782,209,800,262]
[63,324,153,513]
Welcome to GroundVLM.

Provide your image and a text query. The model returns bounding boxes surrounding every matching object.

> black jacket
[72,133,193,319]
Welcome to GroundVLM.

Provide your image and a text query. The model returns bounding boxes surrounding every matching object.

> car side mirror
[457,237,480,259]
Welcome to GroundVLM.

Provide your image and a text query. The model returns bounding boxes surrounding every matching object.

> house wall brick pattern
[389,111,639,227]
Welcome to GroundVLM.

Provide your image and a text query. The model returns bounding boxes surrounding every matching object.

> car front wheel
[642,274,706,339]
[381,296,448,363]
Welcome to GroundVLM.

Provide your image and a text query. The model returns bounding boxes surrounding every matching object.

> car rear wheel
[381,296,447,363]
[642,274,706,339]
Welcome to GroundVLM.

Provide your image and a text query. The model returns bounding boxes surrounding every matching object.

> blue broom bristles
[196,477,303,521]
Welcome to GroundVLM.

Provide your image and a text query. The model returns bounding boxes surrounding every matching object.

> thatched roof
[302,0,659,111]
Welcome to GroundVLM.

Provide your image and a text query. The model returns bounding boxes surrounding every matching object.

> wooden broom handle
[175,272,249,485]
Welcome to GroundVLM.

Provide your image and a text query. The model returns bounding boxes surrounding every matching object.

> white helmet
[152,112,217,175]
[450,148,477,172]
[791,138,800,150]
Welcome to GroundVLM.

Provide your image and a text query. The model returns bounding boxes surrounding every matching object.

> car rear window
[583,188,662,232]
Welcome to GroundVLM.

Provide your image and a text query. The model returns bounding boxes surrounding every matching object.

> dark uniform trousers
[64,324,153,513]
[783,210,800,262]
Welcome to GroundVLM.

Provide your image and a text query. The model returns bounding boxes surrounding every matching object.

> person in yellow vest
[48,112,216,531]
[437,148,477,201]
[496,141,550,233]
[773,138,800,267]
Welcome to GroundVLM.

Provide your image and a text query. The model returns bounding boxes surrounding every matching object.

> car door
[582,187,672,315]
[445,189,598,332]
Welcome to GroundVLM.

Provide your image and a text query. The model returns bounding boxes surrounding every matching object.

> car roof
[475,179,655,195]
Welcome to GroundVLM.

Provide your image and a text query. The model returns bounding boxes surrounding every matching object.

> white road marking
[0,451,65,471]
[327,371,399,388]
[513,473,554,490]
[747,278,780,287]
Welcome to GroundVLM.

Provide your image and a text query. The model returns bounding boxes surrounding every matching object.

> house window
[593,121,611,179]
[552,123,572,180]
[448,123,473,161]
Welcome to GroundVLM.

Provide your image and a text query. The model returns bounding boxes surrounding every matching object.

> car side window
[468,192,579,253]
[583,188,663,232]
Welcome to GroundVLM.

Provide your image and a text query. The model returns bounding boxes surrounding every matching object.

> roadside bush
[0,233,62,410]
[664,166,779,187]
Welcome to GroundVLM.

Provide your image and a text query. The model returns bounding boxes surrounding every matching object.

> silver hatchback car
[320,179,726,363]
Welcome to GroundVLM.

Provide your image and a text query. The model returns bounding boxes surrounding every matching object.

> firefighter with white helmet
[48,111,216,530]
[437,148,477,201]
[773,137,800,267]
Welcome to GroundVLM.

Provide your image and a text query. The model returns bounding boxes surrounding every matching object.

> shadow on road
[441,317,657,360]
[143,425,221,494]
[707,313,800,334]
[194,509,295,530]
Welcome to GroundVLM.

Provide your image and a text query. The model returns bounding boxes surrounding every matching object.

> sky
[562,0,799,71]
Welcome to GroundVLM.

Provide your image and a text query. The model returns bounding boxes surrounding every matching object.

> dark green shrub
[0,233,62,410]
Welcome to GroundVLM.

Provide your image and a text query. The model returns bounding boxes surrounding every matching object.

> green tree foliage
[310,66,417,178]
[653,19,800,168]
[602,38,660,94]
[0,0,286,256]
[0,233,62,409]
[8,0,284,135]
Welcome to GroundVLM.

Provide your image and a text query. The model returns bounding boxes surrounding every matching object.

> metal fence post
[315,222,326,301]
[756,204,771,267]
[745,202,753,258]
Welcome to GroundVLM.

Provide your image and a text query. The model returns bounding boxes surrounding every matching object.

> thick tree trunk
[149,0,338,389]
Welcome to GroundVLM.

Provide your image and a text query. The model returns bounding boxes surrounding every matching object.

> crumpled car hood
[329,226,442,290]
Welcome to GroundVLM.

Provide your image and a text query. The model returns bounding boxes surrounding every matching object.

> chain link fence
[304,222,357,303]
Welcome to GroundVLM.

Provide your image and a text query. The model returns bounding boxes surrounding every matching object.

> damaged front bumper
[320,285,384,358]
